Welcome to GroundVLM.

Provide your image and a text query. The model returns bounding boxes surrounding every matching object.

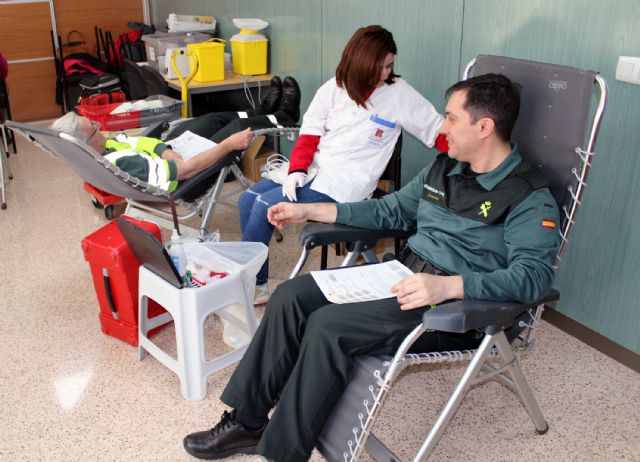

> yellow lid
[187,38,225,49]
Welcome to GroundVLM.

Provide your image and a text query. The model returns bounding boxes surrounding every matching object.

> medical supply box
[81,216,170,346]
[230,19,269,76]
[187,39,225,82]
[76,95,182,131]
[141,32,209,71]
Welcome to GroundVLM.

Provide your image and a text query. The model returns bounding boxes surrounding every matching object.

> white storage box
[142,32,209,71]
[168,14,217,33]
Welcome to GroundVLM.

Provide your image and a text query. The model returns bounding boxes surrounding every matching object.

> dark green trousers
[220,274,481,462]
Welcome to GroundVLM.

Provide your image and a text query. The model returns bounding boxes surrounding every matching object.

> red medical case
[81,216,170,346]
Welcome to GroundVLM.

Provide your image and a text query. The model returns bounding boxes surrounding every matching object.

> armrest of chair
[298,223,413,251]
[140,121,169,138]
[422,290,560,334]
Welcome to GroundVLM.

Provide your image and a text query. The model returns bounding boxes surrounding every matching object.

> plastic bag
[183,242,268,349]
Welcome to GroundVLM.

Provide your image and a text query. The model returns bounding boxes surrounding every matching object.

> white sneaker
[254,283,270,305]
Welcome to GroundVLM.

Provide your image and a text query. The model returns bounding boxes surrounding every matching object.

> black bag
[79,74,121,98]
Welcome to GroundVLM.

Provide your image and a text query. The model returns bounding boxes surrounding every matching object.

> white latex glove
[282,172,307,201]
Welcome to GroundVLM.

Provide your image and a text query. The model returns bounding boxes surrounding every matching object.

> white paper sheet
[310,260,414,304]
[166,130,217,160]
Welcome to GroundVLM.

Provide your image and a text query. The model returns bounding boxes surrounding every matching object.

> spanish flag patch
[542,219,556,229]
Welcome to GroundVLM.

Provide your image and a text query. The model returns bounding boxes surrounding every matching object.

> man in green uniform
[51,112,253,192]
[183,73,561,462]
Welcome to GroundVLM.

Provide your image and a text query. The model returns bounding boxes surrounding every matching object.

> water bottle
[219,303,251,348]
[167,229,187,281]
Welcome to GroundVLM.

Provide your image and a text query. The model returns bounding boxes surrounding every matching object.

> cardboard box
[240,135,278,182]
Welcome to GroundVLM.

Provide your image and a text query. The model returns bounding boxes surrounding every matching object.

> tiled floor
[0,132,638,461]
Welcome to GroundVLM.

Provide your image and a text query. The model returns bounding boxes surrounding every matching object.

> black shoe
[279,76,301,123]
[183,410,265,460]
[260,76,282,114]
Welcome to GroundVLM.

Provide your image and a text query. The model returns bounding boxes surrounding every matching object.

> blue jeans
[238,179,336,285]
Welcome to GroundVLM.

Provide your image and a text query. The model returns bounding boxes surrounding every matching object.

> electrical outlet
[616,56,640,85]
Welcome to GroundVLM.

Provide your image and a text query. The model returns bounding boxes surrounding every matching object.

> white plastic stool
[137,266,258,400]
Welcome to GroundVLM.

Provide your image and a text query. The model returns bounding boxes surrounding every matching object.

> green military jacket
[336,146,561,303]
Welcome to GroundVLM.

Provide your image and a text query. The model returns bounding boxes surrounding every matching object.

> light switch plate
[616,56,640,85]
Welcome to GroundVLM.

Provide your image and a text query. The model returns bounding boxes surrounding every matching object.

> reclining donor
[182,73,562,462]
[51,112,253,191]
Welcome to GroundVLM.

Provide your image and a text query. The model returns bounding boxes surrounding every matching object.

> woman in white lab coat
[238,25,447,303]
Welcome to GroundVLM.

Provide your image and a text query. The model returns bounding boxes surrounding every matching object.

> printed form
[311,260,414,304]
[167,130,217,160]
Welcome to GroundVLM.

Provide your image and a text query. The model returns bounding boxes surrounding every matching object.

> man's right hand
[268,202,339,229]
[268,203,311,229]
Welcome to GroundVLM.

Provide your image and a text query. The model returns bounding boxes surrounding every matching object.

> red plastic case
[76,95,182,131]
[81,216,170,346]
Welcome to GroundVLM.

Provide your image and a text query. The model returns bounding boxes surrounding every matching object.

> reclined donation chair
[7,120,299,237]
[300,55,607,461]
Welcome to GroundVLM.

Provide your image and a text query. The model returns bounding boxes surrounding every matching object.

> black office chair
[122,58,149,100]
[300,55,607,461]
[142,65,169,97]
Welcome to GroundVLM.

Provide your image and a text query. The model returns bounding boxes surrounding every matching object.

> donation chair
[304,55,607,461]
[7,120,299,237]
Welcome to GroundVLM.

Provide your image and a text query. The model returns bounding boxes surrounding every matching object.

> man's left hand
[391,274,463,310]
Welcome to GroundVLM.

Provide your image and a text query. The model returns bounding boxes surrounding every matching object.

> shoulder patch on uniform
[542,218,556,229]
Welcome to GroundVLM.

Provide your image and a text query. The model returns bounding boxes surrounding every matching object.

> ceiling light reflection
[54,369,93,412]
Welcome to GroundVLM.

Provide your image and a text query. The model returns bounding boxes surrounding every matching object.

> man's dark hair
[445,73,520,142]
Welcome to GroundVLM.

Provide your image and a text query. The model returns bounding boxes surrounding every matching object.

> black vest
[421,153,549,226]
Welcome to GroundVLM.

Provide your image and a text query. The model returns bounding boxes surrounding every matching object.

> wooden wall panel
[53,0,143,60]
[6,61,59,121]
[0,3,53,61]
[0,0,144,121]
[0,1,57,121]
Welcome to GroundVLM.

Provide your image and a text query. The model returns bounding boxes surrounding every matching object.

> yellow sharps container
[187,39,226,82]
[230,18,269,75]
